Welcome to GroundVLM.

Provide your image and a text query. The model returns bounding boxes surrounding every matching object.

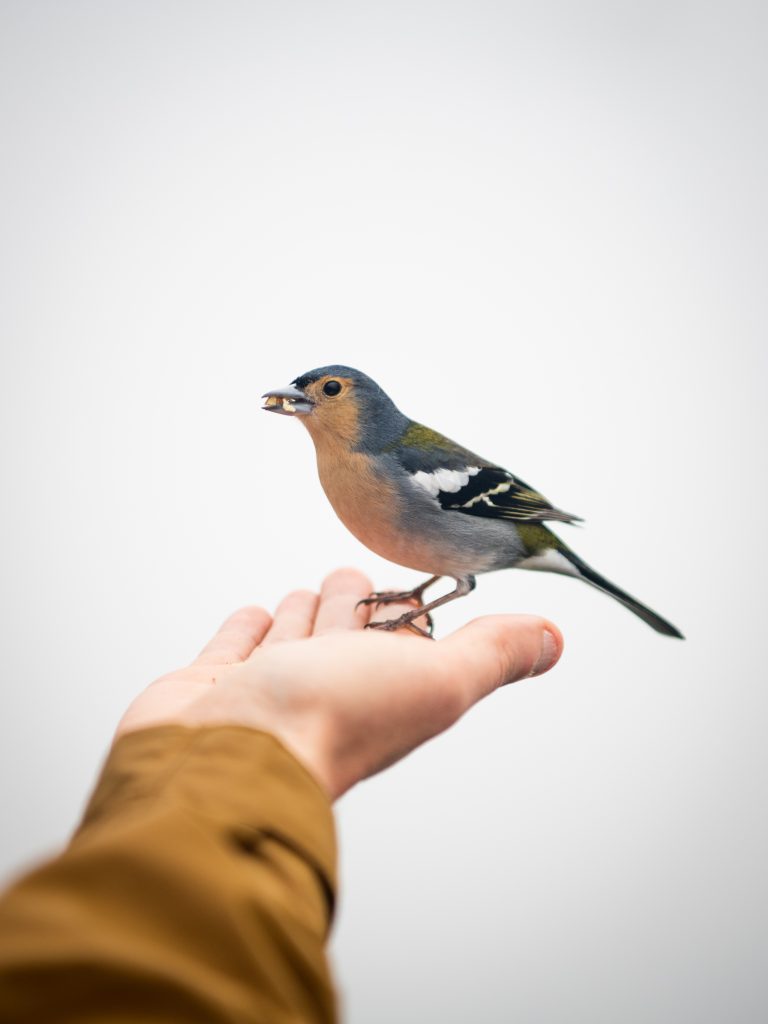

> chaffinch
[262,365,683,639]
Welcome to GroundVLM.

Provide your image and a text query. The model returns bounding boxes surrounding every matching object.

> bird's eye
[323,380,342,397]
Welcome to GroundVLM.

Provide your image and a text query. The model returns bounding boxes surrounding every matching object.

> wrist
[174,681,339,798]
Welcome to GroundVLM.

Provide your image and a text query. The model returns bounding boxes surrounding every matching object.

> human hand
[116,569,562,799]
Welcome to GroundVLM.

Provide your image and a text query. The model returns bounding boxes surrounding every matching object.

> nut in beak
[261,385,314,416]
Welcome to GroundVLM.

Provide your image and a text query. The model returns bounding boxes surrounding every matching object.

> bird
[262,365,683,639]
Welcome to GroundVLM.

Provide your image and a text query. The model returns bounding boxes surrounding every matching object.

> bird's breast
[314,447,439,573]
[313,445,503,576]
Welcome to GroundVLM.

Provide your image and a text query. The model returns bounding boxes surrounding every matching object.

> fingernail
[529,629,559,677]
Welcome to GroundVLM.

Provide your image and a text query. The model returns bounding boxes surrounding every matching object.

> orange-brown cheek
[303,400,361,448]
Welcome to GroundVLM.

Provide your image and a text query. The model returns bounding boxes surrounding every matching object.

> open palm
[117,569,561,798]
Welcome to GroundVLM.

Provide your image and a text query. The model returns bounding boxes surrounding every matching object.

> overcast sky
[1,3,766,1021]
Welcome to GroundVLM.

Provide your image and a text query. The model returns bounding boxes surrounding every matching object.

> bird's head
[262,365,407,450]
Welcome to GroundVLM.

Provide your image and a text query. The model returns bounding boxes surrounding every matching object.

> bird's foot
[356,587,427,609]
[364,609,435,639]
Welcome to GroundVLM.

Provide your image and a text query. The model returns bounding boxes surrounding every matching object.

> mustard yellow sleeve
[0,726,338,1024]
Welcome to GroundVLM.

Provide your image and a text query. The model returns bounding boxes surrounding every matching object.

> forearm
[0,570,560,1022]
[0,726,337,1024]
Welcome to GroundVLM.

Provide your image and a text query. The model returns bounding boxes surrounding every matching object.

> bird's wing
[392,423,582,525]
[441,465,581,523]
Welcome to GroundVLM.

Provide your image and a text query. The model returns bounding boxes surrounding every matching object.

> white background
[1,2,766,1021]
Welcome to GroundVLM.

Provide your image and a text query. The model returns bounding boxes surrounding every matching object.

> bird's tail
[561,548,683,637]
[520,532,684,638]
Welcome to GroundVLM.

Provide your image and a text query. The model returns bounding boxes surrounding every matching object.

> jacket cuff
[77,725,337,901]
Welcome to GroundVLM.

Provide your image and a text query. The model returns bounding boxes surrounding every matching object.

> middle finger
[261,589,319,645]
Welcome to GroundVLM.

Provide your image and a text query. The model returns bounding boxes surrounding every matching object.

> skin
[117,568,563,799]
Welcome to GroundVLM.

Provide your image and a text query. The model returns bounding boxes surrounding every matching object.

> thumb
[438,614,563,708]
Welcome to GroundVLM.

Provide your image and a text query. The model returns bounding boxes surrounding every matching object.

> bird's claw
[364,611,435,639]
[356,589,423,610]
[358,583,436,637]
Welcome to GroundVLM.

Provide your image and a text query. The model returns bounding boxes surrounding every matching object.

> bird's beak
[261,384,314,416]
